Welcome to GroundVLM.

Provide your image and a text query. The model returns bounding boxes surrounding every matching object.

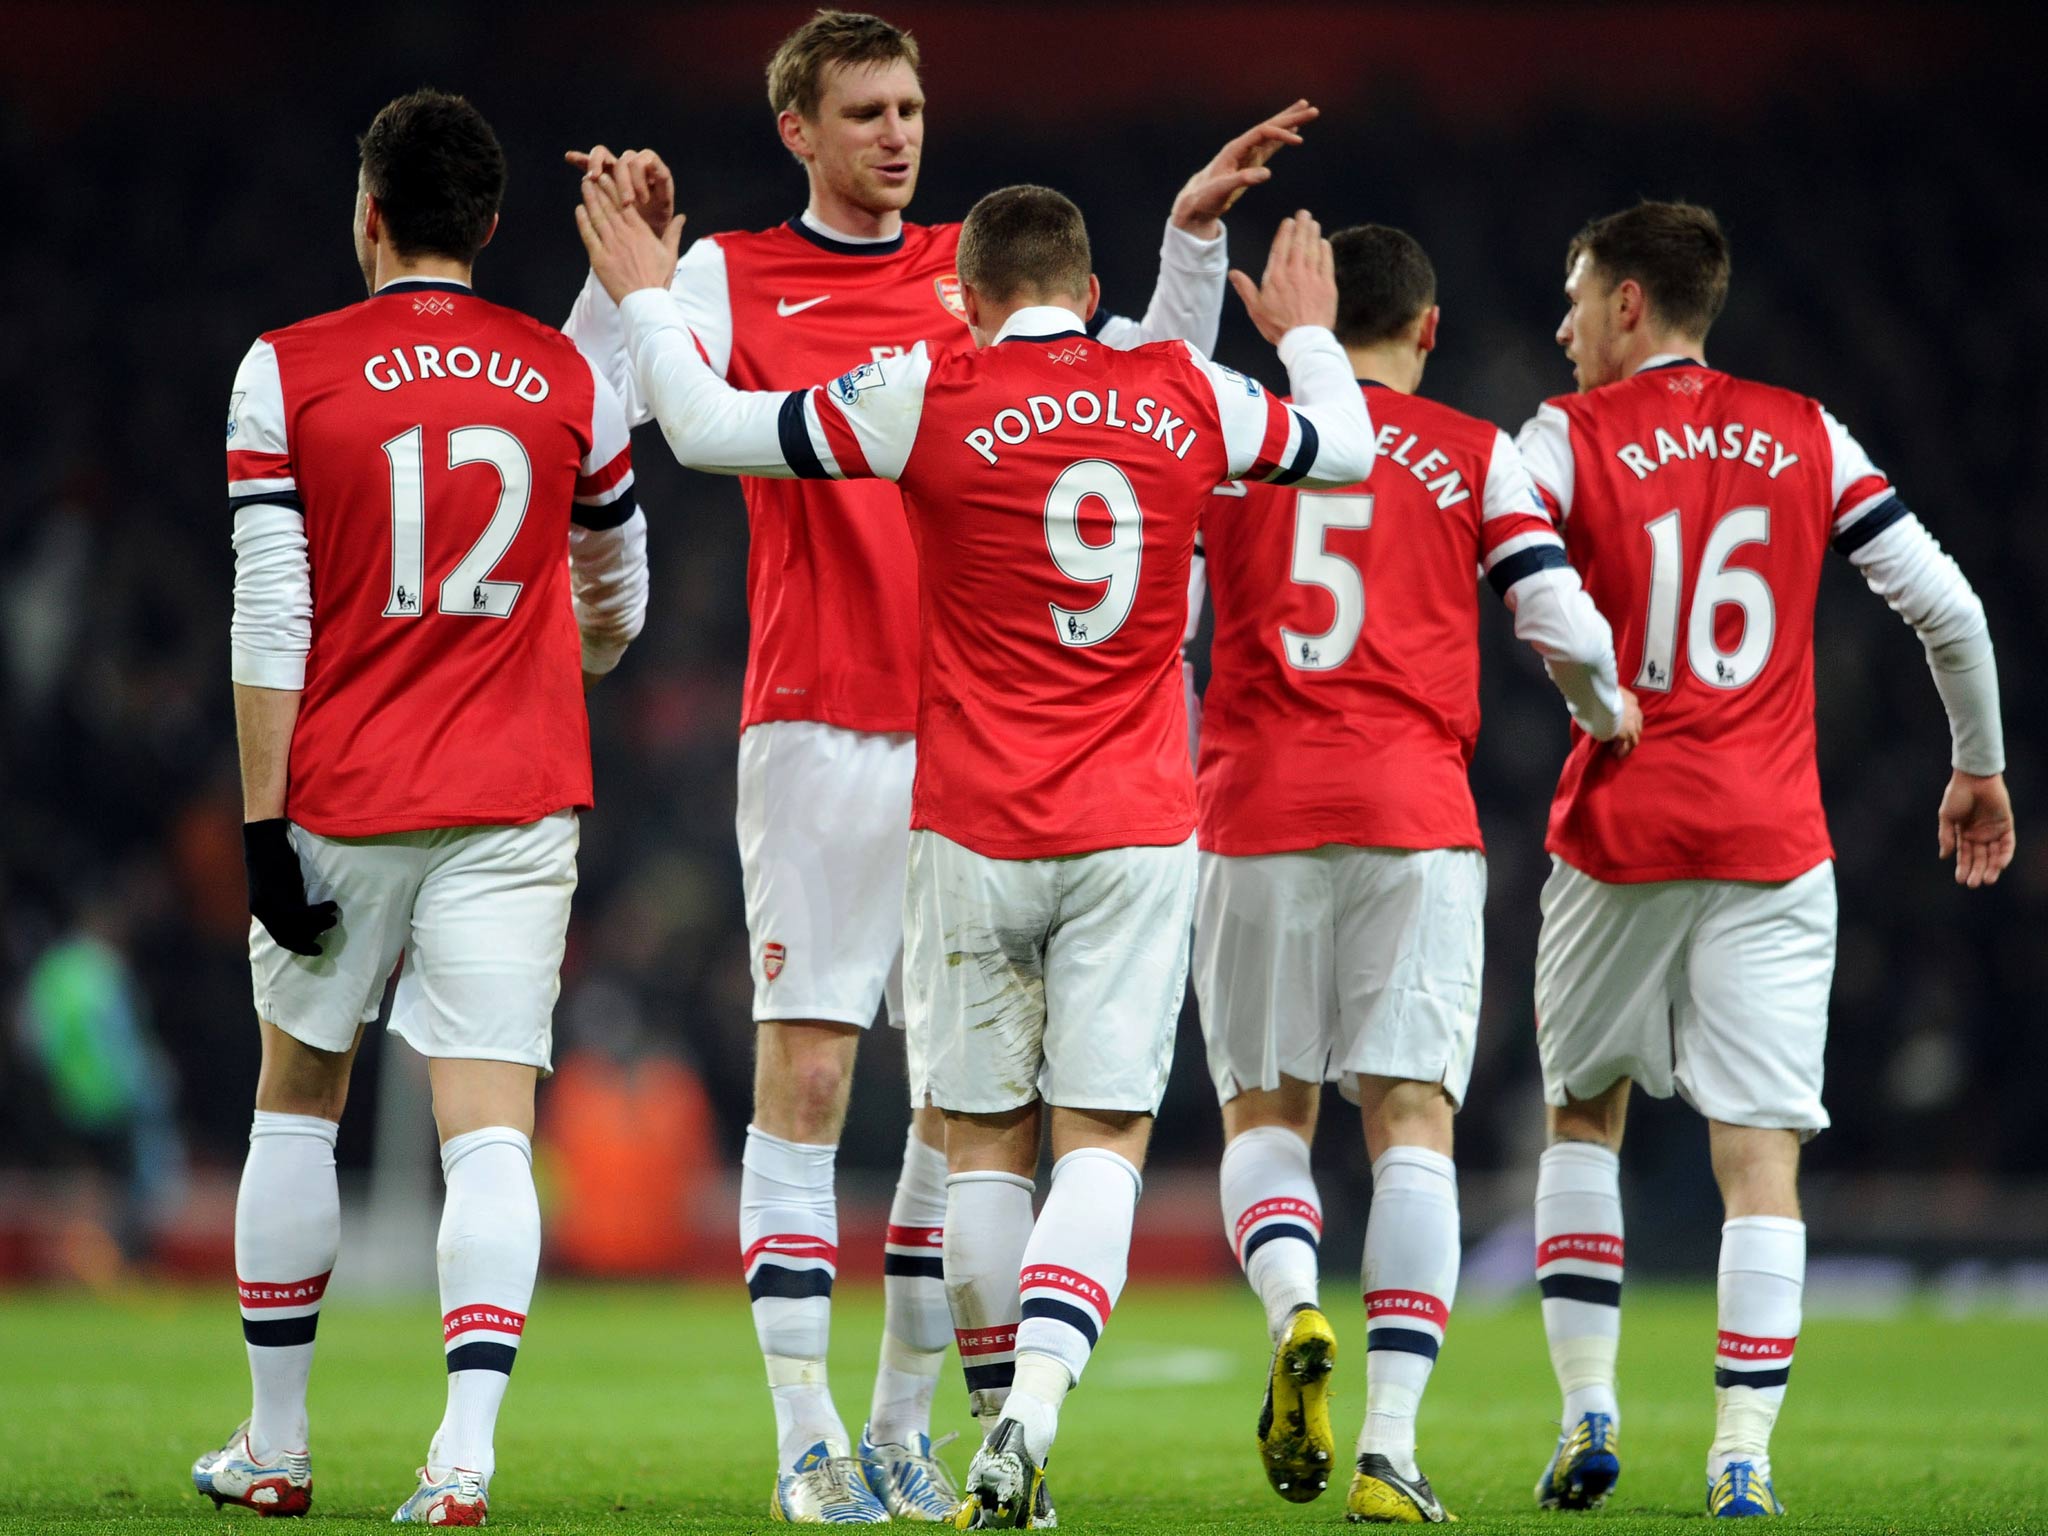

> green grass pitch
[1,1282,2041,1533]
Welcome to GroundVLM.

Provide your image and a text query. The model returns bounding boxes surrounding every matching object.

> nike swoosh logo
[776,295,831,317]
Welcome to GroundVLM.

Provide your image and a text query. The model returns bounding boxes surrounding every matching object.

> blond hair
[766,10,921,120]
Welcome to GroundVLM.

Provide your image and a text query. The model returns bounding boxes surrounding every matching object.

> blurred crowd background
[2,2,2041,1289]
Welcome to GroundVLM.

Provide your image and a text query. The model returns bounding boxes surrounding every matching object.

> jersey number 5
[381,424,531,619]
[1636,505,1775,691]
[1280,490,1372,672]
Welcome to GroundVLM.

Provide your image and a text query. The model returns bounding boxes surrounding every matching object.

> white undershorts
[736,721,915,1029]
[903,829,1198,1115]
[248,810,579,1071]
[1192,845,1485,1107]
[1534,856,1836,1134]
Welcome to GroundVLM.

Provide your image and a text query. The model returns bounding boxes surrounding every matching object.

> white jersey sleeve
[1090,222,1228,356]
[566,235,732,429]
[1479,429,1621,739]
[1514,401,1577,523]
[618,288,925,482]
[566,361,649,675]
[1197,326,1373,488]
[1820,408,2004,774]
[227,337,311,691]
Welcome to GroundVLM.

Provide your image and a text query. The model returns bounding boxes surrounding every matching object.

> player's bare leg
[1345,1077,1458,1523]
[1703,1122,1802,1516]
[946,1106,1151,1527]
[389,1059,541,1527]
[1535,1079,1631,1511]
[1218,1079,1336,1504]
[194,1020,361,1516]
[864,1101,960,1519]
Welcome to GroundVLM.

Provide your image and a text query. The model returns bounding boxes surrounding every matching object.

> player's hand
[1938,769,2015,888]
[564,145,675,238]
[1230,210,1336,345]
[577,177,687,306]
[1608,687,1644,759]
[1170,100,1319,240]
[243,818,339,958]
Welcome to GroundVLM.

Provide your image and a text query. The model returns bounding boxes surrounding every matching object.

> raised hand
[576,177,686,306]
[1171,100,1319,240]
[1938,769,2015,888]
[564,145,676,237]
[1229,210,1336,346]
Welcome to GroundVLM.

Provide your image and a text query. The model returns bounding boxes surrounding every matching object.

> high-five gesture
[1230,210,1337,345]
[1938,769,2015,888]
[576,177,686,305]
[565,144,676,237]
[1172,100,1320,240]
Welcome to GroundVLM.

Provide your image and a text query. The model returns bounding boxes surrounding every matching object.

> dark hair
[1330,225,1437,348]
[1567,201,1730,339]
[957,185,1091,305]
[358,90,505,264]
[767,9,921,119]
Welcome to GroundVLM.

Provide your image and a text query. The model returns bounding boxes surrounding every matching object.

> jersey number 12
[381,424,531,620]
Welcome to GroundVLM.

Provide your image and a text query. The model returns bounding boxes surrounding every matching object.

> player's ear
[360,192,382,246]
[477,212,499,253]
[1614,277,1646,333]
[1417,304,1441,355]
[1082,273,1101,323]
[776,109,814,165]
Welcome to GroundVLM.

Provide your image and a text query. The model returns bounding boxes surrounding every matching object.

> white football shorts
[1534,856,1836,1134]
[248,810,579,1071]
[1193,845,1485,1108]
[903,829,1198,1115]
[736,720,915,1029]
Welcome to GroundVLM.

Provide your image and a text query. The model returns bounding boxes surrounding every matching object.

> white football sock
[945,1170,1034,1428]
[870,1125,950,1446]
[1219,1126,1323,1339]
[429,1127,539,1486]
[1710,1216,1804,1482]
[999,1353,1072,1467]
[236,1111,339,1460]
[1358,1146,1460,1480]
[1006,1146,1140,1458]
[741,1124,846,1464]
[1536,1142,1625,1431]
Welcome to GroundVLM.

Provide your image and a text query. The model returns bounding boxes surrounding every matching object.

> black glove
[243,818,340,956]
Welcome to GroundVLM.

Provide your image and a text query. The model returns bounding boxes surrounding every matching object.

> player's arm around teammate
[1513,202,2010,1519]
[205,91,647,1528]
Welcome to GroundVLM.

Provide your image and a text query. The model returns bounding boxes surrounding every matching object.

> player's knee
[1220,1078,1319,1141]
[1362,1077,1454,1158]
[255,1024,352,1121]
[769,1054,854,1139]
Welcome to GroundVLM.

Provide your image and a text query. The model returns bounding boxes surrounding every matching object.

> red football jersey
[227,278,637,837]
[1200,385,1568,856]
[618,294,1374,858]
[1518,360,1895,882]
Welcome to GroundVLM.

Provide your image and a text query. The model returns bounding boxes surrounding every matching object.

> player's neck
[803,180,903,243]
[371,250,474,292]
[1618,329,1706,376]
[1345,343,1424,395]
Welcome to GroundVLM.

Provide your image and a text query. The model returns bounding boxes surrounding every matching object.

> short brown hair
[1568,201,1730,340]
[957,185,1092,305]
[1330,225,1436,348]
[766,9,921,119]
[359,89,504,264]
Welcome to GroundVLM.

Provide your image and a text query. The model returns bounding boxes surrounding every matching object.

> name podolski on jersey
[964,387,1198,465]
[362,343,551,402]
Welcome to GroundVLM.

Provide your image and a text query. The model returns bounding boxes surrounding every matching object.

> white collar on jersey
[1636,350,1704,372]
[797,209,900,245]
[993,304,1088,343]
[374,274,473,293]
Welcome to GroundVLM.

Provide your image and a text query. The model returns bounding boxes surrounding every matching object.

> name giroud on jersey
[362,343,551,402]
[1614,419,1802,482]
[963,387,1199,465]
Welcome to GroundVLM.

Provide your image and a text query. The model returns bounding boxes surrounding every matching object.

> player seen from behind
[576,176,1373,1528]
[195,89,648,1527]
[563,10,1320,1522]
[1192,224,1635,1524]
[1515,201,2013,1519]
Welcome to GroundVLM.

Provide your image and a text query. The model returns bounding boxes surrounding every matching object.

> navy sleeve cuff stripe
[1832,494,1909,555]
[777,390,832,480]
[230,491,304,515]
[572,487,639,530]
[1268,414,1320,485]
[1488,543,1571,596]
